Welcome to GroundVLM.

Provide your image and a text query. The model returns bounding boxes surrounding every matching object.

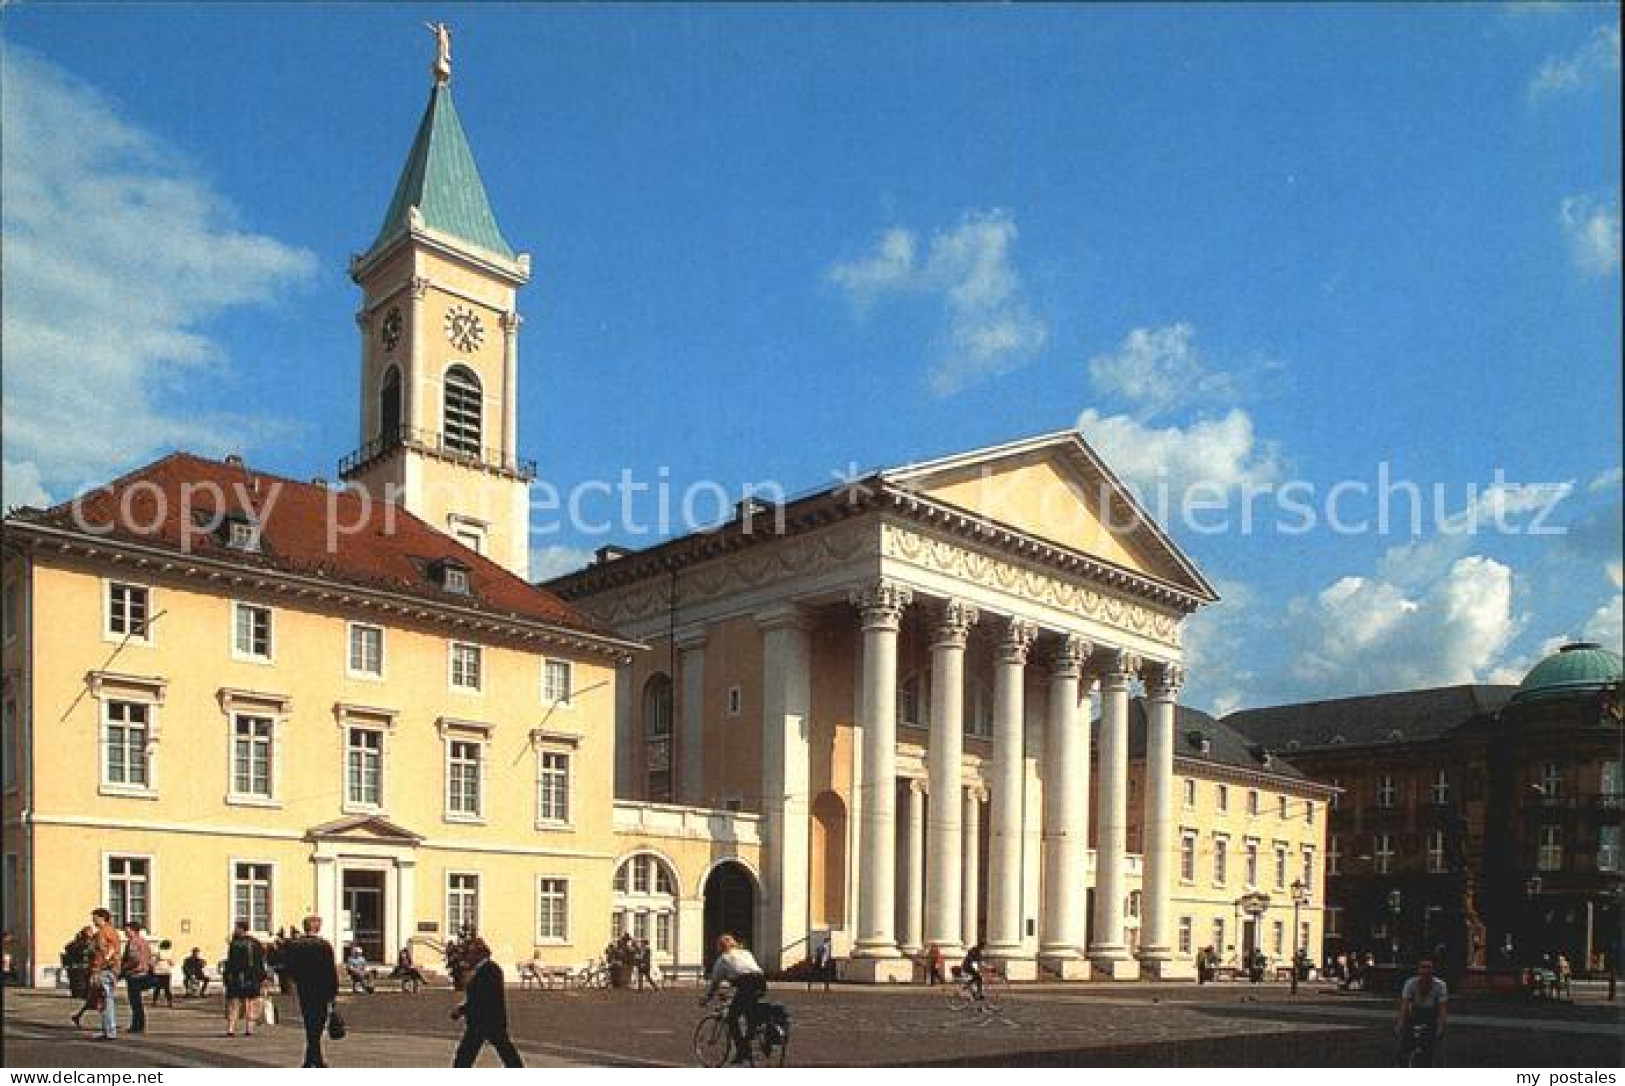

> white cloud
[1559,193,1622,277]
[1590,466,1624,492]
[2,460,52,511]
[1289,552,1522,695]
[529,545,595,582]
[1086,323,1240,419]
[1179,577,1262,717]
[828,209,1048,395]
[0,48,316,498]
[1076,406,1284,500]
[1529,24,1621,101]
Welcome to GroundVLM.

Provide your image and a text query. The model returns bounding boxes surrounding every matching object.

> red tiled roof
[16,452,609,637]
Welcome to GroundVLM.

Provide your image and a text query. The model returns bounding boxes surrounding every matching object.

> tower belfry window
[379,366,402,444]
[443,365,483,456]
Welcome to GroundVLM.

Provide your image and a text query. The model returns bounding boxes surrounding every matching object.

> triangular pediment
[306,815,423,844]
[883,430,1216,602]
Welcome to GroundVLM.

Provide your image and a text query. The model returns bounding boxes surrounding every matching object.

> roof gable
[306,815,423,843]
[883,430,1216,601]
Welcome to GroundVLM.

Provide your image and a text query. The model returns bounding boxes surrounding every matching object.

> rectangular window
[1374,833,1394,874]
[450,642,482,692]
[1244,841,1259,887]
[1216,785,1229,812]
[447,740,483,818]
[1326,907,1343,939]
[1274,845,1288,889]
[543,659,572,705]
[1306,800,1315,825]
[1278,795,1288,819]
[103,700,150,788]
[1302,849,1314,888]
[1427,830,1447,873]
[1328,836,1342,876]
[1248,789,1259,816]
[1211,917,1226,954]
[107,582,150,640]
[1431,770,1450,806]
[1177,916,1193,955]
[1599,825,1621,872]
[1377,775,1396,808]
[1179,833,1196,882]
[233,603,272,660]
[632,910,650,942]
[1182,778,1195,807]
[1538,824,1563,871]
[346,728,383,808]
[537,878,568,941]
[1213,836,1229,885]
[726,685,743,717]
[232,862,272,933]
[1300,921,1311,956]
[230,714,274,799]
[538,750,571,824]
[348,624,384,677]
[106,856,150,930]
[1541,761,1562,799]
[1602,761,1622,808]
[447,873,480,936]
[655,910,672,954]
[453,527,484,554]
[1272,919,1284,957]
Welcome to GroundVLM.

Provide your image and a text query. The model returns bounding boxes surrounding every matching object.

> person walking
[451,937,524,1067]
[88,909,121,1040]
[635,938,659,991]
[223,922,267,1038]
[64,927,95,1020]
[926,943,946,986]
[120,921,153,1034]
[281,915,339,1068]
[149,940,175,1007]
[810,939,833,992]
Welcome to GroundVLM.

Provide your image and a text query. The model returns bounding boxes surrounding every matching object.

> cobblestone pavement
[5,982,1621,1068]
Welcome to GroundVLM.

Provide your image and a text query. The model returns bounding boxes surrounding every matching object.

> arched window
[642,674,673,802]
[379,366,401,445]
[612,853,680,960]
[442,365,483,456]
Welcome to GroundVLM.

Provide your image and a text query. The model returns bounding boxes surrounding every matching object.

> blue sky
[3,3,1620,712]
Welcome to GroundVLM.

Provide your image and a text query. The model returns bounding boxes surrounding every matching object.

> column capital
[758,601,813,633]
[1145,661,1186,701]
[994,616,1038,665]
[1096,648,1142,689]
[409,274,432,299]
[965,784,989,804]
[851,580,913,630]
[1047,634,1095,680]
[908,777,929,796]
[929,599,980,649]
[499,309,523,333]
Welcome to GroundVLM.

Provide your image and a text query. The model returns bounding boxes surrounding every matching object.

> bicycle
[1395,1020,1443,1067]
[944,963,1007,1014]
[693,988,790,1067]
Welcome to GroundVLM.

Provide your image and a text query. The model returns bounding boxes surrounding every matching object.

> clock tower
[340,44,534,576]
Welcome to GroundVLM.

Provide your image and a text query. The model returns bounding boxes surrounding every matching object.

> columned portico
[1138,662,1184,977]
[986,616,1037,979]
[1039,634,1093,978]
[1090,649,1140,979]
[961,785,986,948]
[849,580,913,981]
[925,599,977,957]
[900,779,927,955]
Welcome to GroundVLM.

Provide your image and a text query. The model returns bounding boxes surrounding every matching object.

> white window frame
[1374,833,1395,874]
[1328,836,1342,876]
[1431,769,1450,806]
[726,685,743,718]
[103,852,156,933]
[345,726,386,812]
[1277,795,1288,819]
[1541,761,1562,799]
[442,726,488,823]
[449,641,484,694]
[446,871,481,937]
[1182,778,1196,808]
[1301,848,1315,890]
[535,875,570,945]
[542,659,573,707]
[101,697,157,798]
[1243,839,1259,888]
[1599,825,1621,872]
[227,711,278,806]
[1212,834,1229,887]
[536,747,573,828]
[346,622,386,680]
[229,858,276,937]
[1177,916,1193,955]
[448,514,488,556]
[1274,843,1289,890]
[1247,789,1260,816]
[1377,774,1396,809]
[1179,831,1197,883]
[1427,830,1447,873]
[1537,824,1563,871]
[104,580,154,646]
[1216,784,1229,813]
[231,601,274,663]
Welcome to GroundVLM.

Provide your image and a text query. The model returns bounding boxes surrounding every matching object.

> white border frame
[533,873,571,947]
[448,640,484,695]
[229,600,276,665]
[102,578,155,648]
[444,869,482,939]
[102,850,158,935]
[345,621,388,682]
[226,856,279,939]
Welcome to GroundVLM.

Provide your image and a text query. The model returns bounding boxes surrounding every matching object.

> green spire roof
[372,83,514,260]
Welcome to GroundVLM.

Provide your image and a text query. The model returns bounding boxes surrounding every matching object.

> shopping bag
[261,995,277,1026]
[327,1006,347,1040]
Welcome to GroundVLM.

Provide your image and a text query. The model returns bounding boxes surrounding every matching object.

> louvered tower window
[443,365,483,456]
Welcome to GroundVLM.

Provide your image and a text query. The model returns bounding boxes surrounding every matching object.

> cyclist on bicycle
[702,934,766,1066]
[1395,955,1449,1066]
[961,942,986,1002]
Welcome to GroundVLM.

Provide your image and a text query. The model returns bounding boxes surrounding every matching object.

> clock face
[444,304,485,353]
[380,307,403,352]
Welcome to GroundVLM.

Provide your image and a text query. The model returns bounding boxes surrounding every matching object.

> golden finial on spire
[425,21,453,85]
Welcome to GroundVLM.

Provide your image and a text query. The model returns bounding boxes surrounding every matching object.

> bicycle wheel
[763,1024,790,1068]
[944,980,972,1012]
[693,1014,732,1067]
[981,969,1008,1013]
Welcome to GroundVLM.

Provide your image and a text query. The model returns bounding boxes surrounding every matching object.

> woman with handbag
[223,922,266,1038]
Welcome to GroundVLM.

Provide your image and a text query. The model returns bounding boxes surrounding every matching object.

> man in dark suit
[281,915,339,1068]
[451,937,523,1067]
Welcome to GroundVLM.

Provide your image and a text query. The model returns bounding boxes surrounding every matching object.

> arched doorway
[702,861,757,966]
[612,852,680,965]
[809,791,847,928]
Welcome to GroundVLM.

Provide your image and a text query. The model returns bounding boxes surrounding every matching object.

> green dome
[1512,642,1625,703]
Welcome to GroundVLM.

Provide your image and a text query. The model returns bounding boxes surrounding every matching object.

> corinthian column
[962,785,986,948]
[926,599,977,958]
[1090,648,1140,979]
[1139,661,1184,978]
[987,616,1037,979]
[1039,635,1094,979]
[850,580,912,981]
[900,779,927,955]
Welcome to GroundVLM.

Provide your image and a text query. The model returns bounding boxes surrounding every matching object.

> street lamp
[1290,878,1311,995]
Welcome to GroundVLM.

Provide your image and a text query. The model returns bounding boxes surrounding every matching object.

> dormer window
[228,520,260,552]
[445,567,470,594]
[430,557,473,596]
